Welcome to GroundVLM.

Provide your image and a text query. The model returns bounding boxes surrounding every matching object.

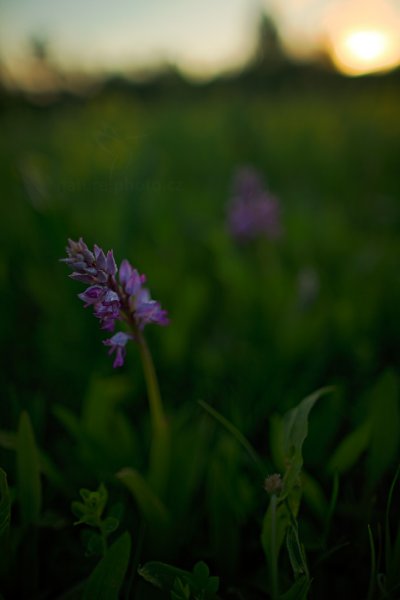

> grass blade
[198,399,266,475]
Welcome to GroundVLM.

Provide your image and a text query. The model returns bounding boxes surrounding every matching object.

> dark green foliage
[82,531,131,599]
[262,390,329,597]
[71,483,120,556]
[139,560,219,599]
[0,80,399,598]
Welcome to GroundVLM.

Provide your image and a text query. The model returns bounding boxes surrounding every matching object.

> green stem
[137,332,169,495]
[137,333,166,432]
[270,493,279,600]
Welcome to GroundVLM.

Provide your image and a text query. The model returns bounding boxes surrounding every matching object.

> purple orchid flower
[103,331,133,368]
[62,238,169,367]
[134,288,169,329]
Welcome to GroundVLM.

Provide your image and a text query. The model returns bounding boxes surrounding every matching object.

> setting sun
[331,28,398,75]
[346,31,387,62]
[323,0,400,76]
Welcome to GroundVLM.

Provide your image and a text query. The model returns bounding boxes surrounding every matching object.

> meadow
[0,77,399,599]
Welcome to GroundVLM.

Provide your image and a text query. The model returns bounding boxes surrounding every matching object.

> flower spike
[62,238,168,367]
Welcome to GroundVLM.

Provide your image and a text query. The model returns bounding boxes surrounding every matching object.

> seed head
[264,473,283,496]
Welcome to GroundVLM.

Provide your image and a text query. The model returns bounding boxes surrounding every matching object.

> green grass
[0,82,399,598]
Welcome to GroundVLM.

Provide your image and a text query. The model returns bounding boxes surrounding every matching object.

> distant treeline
[1,10,400,109]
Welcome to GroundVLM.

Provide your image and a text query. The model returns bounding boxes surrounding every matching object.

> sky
[1,0,400,84]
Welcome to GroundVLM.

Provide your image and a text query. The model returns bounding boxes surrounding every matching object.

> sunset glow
[346,31,387,62]
[322,0,400,76]
[331,29,399,75]
[1,0,400,84]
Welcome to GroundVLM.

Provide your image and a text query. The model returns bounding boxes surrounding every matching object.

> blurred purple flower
[228,167,281,241]
[62,238,168,367]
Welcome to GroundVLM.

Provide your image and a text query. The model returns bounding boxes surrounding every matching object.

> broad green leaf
[328,420,371,474]
[16,411,42,526]
[367,371,400,486]
[279,575,310,600]
[82,531,131,600]
[139,562,194,591]
[283,387,333,494]
[117,468,170,527]
[0,469,10,541]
